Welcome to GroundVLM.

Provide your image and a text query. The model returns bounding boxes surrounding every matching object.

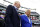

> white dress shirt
[14,6,18,12]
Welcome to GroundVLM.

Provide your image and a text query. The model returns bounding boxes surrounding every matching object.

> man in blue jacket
[20,9,32,27]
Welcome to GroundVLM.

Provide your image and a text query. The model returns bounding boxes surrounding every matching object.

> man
[20,9,32,27]
[5,1,20,27]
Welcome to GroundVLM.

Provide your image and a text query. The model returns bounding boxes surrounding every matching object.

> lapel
[23,15,32,24]
[12,6,20,19]
[23,15,29,23]
[12,6,18,14]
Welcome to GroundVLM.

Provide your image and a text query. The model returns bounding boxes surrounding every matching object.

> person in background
[4,1,20,27]
[20,9,32,27]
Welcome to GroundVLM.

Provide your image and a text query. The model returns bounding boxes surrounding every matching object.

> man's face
[16,3,20,8]
[26,10,31,17]
[14,1,20,8]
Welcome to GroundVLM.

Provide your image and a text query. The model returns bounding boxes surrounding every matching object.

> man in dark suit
[5,1,20,27]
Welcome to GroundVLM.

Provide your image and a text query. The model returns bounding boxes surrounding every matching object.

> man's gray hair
[25,9,31,13]
[14,1,20,4]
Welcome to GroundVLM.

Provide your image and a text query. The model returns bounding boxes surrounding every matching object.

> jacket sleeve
[31,20,32,27]
[20,15,27,21]
[20,15,28,23]
[4,5,13,24]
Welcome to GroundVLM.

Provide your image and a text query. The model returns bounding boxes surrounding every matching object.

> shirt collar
[14,6,18,9]
[25,14,27,16]
[25,14,30,18]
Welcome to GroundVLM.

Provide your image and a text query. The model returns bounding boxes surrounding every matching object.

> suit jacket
[20,14,32,27]
[4,5,20,27]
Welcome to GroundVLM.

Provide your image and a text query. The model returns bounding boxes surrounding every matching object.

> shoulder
[8,5,12,7]
[7,5,13,8]
[6,5,12,9]
[20,14,25,17]
[6,5,13,10]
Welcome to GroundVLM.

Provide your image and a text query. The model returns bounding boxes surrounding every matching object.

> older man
[20,9,32,27]
[5,1,20,27]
